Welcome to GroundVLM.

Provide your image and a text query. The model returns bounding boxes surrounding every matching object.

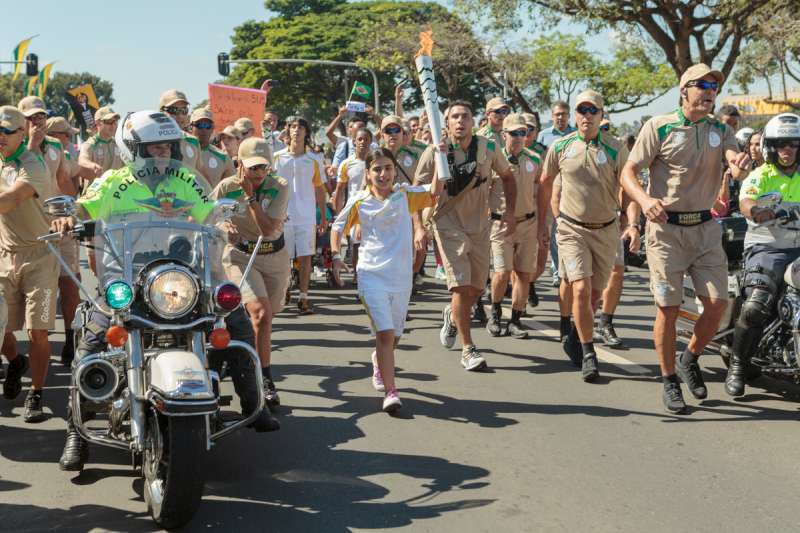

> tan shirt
[490,147,540,217]
[200,144,235,187]
[0,145,56,250]
[210,174,289,241]
[627,108,738,212]
[79,134,123,173]
[477,124,504,148]
[394,145,421,184]
[415,135,510,234]
[543,131,628,223]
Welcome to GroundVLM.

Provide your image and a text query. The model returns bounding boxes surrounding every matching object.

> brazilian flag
[349,81,373,102]
[11,37,33,81]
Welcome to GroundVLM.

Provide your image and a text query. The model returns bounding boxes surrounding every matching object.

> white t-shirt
[273,148,324,227]
[332,183,433,293]
[338,155,366,199]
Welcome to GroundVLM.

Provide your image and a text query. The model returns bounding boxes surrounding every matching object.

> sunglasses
[164,106,189,116]
[526,126,537,133]
[685,80,719,91]
[383,126,402,135]
[507,130,527,138]
[0,127,20,135]
[248,164,268,171]
[102,119,118,125]
[600,124,610,131]
[775,140,800,149]
[491,108,510,116]
[193,122,214,130]
[576,105,600,116]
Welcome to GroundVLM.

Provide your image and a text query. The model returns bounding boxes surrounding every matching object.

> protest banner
[208,83,267,137]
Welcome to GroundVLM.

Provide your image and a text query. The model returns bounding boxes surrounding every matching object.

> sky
[0,0,768,128]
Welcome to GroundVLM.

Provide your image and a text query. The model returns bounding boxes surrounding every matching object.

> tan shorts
[556,218,619,290]
[645,220,727,307]
[223,246,291,313]
[490,217,538,274]
[0,246,59,331]
[433,223,490,291]
[59,236,81,276]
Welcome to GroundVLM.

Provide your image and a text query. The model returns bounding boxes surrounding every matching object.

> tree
[226,2,496,125]
[0,71,114,117]
[456,0,792,81]
[263,0,346,18]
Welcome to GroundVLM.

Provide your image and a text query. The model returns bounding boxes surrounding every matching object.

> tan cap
[502,113,527,132]
[220,125,241,139]
[486,97,510,113]
[18,96,47,117]
[381,115,403,130]
[234,117,254,133]
[679,63,724,89]
[190,107,213,123]
[0,106,25,130]
[159,89,189,108]
[521,112,539,128]
[46,116,79,136]
[238,137,272,168]
[94,106,120,122]
[575,90,604,109]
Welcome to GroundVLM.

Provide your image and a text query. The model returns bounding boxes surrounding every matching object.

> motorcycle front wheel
[143,409,207,529]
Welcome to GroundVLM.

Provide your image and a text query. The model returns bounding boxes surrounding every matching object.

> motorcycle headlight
[144,266,199,319]
[105,280,134,310]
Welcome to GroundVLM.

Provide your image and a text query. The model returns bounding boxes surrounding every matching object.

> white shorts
[284,224,316,259]
[359,288,411,337]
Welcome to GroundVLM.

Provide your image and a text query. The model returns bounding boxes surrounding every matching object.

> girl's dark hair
[364,147,398,170]
[355,127,373,141]
[285,115,312,150]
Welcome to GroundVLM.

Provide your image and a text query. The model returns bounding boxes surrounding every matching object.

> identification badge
[709,130,721,148]
[209,157,218,169]
[48,148,58,161]
[525,160,535,173]
[672,131,686,145]
[566,146,577,158]
[185,146,195,158]
[403,155,413,168]
[596,150,607,165]
[4,169,17,186]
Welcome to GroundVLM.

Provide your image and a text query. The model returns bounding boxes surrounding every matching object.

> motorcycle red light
[214,283,241,311]
[210,328,231,349]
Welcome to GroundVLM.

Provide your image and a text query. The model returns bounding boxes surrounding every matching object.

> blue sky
[2,0,756,127]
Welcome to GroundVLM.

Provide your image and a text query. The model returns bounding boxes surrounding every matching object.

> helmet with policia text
[735,127,754,149]
[761,113,800,165]
[115,110,183,163]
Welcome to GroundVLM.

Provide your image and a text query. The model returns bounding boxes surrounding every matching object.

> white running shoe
[461,345,487,371]
[383,389,402,413]
[440,305,457,349]
[371,351,385,392]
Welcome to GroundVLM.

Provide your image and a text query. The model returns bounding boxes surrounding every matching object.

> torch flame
[416,29,434,58]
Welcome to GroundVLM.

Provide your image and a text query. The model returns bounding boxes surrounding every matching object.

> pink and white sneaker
[382,389,402,413]
[371,351,385,392]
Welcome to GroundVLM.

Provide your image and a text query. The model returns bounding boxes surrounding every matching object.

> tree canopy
[0,71,114,118]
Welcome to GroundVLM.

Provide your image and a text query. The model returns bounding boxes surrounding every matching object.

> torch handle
[416,56,452,181]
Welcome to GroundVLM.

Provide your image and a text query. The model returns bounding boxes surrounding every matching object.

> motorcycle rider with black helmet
[53,110,280,472]
[726,113,800,396]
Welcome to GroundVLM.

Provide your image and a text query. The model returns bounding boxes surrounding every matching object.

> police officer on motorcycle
[53,111,279,472]
[727,113,800,397]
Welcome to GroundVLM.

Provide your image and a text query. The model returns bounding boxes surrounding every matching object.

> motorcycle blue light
[105,280,134,310]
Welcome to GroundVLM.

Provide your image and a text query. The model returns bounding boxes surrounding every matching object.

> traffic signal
[26,53,38,77]
[218,53,230,77]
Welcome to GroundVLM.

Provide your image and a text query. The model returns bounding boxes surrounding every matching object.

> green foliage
[264,0,346,18]
[0,71,114,118]
[226,1,492,125]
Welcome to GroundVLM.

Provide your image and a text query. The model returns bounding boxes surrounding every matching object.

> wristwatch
[627,224,641,231]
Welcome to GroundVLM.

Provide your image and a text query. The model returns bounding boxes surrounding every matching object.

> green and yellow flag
[24,76,38,96]
[11,37,33,81]
[37,62,54,98]
[349,81,373,101]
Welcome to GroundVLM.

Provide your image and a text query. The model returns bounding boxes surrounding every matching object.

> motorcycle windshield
[90,158,228,290]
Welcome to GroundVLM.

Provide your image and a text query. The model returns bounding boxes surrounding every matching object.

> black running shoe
[528,285,539,307]
[23,389,45,423]
[486,313,503,337]
[596,323,624,348]
[676,355,708,400]
[472,302,487,324]
[581,354,599,382]
[662,382,687,414]
[563,328,582,367]
[507,320,529,339]
[264,379,281,407]
[3,354,28,400]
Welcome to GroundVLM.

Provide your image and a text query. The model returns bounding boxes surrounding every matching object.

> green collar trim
[2,140,26,164]
[93,134,111,145]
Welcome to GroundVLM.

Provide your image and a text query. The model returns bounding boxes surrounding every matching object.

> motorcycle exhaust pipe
[75,355,120,402]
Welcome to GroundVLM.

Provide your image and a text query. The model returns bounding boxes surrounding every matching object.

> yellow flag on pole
[11,37,33,81]
[37,62,55,98]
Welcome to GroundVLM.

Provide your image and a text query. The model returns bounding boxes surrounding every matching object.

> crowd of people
[1,59,798,471]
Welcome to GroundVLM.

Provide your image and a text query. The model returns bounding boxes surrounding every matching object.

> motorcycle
[678,192,800,383]
[39,159,267,529]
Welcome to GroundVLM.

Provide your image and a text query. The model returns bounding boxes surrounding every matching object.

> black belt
[665,210,712,226]
[235,235,285,255]
[491,211,536,222]
[559,213,615,230]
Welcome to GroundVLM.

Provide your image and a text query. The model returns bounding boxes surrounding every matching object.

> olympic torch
[415,30,451,181]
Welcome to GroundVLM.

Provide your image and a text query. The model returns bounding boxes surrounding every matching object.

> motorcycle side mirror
[213,199,241,221]
[756,192,782,209]
[44,195,77,217]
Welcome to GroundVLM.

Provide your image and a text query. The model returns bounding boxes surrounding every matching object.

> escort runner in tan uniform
[191,107,234,187]
[210,137,288,406]
[0,106,59,422]
[414,99,516,372]
[622,63,752,413]
[539,90,633,382]
[487,113,541,340]
[477,96,510,148]
[79,106,123,181]
[380,115,420,184]
[158,89,206,178]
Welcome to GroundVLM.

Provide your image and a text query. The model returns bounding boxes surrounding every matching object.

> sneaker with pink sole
[382,389,402,413]
[371,351,385,392]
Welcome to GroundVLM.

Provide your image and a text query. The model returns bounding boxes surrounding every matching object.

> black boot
[61,330,75,367]
[726,324,759,397]
[59,404,88,471]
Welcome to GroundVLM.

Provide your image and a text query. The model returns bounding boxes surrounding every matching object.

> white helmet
[735,127,754,148]
[115,110,183,163]
[760,113,800,165]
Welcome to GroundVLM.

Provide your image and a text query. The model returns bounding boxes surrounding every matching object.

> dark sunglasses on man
[0,127,20,135]
[492,108,510,116]
[507,130,527,138]
[383,126,402,135]
[577,105,600,116]
[600,124,610,132]
[193,122,214,130]
[685,80,719,91]
[164,106,189,116]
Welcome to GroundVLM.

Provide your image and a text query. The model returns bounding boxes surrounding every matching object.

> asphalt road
[2,262,800,533]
